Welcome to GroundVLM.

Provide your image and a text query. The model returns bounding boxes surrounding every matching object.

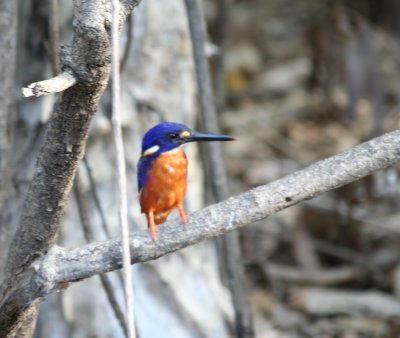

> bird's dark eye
[168,133,180,141]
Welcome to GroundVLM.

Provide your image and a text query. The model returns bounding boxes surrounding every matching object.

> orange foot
[146,210,157,240]
[177,204,188,224]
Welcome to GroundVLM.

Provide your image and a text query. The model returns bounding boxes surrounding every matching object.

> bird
[138,122,234,239]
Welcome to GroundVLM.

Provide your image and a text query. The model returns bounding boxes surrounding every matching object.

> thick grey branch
[1,129,400,335]
[5,0,111,280]
[0,0,134,336]
[49,129,400,280]
[21,129,400,285]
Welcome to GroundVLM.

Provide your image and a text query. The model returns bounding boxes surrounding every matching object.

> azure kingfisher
[138,122,234,239]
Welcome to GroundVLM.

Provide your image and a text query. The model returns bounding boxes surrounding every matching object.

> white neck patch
[142,145,160,157]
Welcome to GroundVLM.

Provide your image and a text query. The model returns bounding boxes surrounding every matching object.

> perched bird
[138,122,234,239]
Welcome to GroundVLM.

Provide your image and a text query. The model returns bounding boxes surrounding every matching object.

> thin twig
[83,157,112,239]
[111,1,137,337]
[213,0,231,112]
[21,71,77,97]
[183,0,254,337]
[120,13,133,73]
[73,174,94,242]
[82,156,125,288]
[73,173,128,337]
[128,1,146,69]
[48,0,60,74]
[184,0,227,195]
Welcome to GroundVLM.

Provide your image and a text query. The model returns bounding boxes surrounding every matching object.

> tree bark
[1,128,399,336]
[0,0,18,281]
[0,1,139,336]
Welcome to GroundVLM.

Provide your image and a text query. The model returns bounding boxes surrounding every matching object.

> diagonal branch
[51,129,400,279]
[1,129,399,333]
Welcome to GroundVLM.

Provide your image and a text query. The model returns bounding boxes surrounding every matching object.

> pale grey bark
[0,0,18,280]
[1,128,399,336]
[0,0,17,184]
[0,0,140,336]
[61,1,211,336]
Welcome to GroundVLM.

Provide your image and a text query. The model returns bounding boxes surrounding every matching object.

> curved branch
[0,129,399,330]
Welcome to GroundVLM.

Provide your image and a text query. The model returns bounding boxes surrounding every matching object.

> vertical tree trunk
[0,0,18,281]
[0,1,138,336]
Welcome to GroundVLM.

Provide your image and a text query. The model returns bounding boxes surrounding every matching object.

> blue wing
[137,155,156,191]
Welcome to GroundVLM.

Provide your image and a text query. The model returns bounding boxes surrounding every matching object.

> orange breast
[139,148,188,224]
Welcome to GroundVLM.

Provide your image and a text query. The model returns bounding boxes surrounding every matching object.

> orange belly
[139,148,188,224]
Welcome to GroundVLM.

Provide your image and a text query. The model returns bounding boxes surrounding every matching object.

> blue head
[141,122,191,156]
[137,122,234,190]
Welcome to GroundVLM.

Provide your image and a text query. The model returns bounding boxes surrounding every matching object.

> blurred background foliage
[210,1,400,337]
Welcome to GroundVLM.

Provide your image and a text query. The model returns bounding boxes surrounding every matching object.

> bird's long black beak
[183,130,235,143]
